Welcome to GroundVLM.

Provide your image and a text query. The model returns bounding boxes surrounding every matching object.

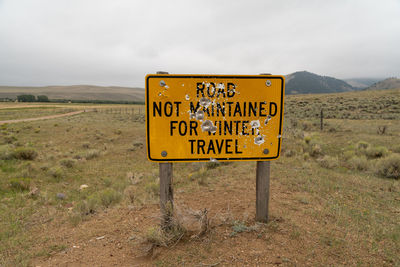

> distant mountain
[285,71,354,94]
[0,85,145,102]
[366,78,400,91]
[344,78,381,89]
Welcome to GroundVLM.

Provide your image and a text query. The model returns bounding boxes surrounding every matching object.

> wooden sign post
[146,72,284,226]
[156,71,174,228]
[256,161,270,222]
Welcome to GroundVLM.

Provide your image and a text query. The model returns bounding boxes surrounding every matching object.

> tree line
[15,94,144,104]
[17,94,50,102]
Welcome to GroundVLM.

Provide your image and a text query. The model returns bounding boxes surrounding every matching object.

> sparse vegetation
[1,88,400,266]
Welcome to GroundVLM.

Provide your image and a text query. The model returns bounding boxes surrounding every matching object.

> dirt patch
[0,110,85,125]
[30,167,382,266]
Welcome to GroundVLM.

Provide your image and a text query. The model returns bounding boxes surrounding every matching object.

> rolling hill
[0,85,145,102]
[1,74,397,102]
[366,77,400,91]
[285,71,354,94]
[344,78,381,89]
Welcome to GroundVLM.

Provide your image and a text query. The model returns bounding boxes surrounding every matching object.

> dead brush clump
[317,155,339,169]
[375,154,400,179]
[142,206,210,253]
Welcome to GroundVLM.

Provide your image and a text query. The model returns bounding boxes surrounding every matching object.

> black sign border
[146,75,285,162]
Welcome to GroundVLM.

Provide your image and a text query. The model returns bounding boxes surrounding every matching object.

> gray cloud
[0,0,399,87]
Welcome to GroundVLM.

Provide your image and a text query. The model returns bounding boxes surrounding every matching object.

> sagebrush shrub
[365,146,389,159]
[349,156,369,171]
[376,154,400,179]
[12,147,38,160]
[318,155,339,169]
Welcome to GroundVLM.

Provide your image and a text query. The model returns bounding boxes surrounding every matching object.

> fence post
[156,71,174,228]
[320,109,324,131]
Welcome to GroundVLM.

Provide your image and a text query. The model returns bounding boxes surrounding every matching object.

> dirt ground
[30,162,381,267]
[0,110,85,125]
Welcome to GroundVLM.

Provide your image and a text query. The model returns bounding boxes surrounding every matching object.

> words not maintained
[146,75,285,162]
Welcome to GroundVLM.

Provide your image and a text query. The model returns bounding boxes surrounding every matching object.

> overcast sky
[0,0,399,87]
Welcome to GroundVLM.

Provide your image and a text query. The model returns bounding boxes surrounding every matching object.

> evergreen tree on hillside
[37,95,50,102]
[17,94,36,102]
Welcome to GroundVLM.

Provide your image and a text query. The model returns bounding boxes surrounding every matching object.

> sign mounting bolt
[160,80,166,87]
[266,80,271,87]
[263,149,269,155]
[161,151,167,157]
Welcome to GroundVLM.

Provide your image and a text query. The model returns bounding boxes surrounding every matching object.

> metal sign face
[146,74,285,162]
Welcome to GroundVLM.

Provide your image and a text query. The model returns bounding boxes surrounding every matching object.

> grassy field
[0,85,144,102]
[0,89,399,266]
[0,107,78,121]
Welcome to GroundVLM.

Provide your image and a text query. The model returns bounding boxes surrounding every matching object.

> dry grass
[1,89,400,266]
[142,205,210,254]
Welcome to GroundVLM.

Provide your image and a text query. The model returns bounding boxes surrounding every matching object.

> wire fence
[94,107,144,115]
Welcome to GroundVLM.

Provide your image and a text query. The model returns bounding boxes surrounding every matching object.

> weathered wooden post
[256,73,272,223]
[256,161,270,222]
[159,162,173,228]
[320,109,324,131]
[156,71,174,228]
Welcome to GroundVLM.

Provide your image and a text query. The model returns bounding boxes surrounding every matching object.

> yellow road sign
[146,74,285,162]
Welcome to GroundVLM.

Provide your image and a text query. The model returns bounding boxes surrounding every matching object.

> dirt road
[0,110,86,125]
